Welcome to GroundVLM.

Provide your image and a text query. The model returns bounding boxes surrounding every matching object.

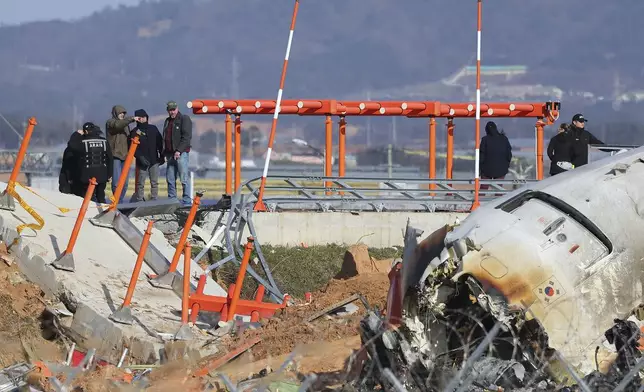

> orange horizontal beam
[188,99,558,118]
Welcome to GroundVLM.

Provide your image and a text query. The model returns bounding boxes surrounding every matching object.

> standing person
[569,113,604,168]
[131,109,163,201]
[106,105,140,203]
[478,121,512,191]
[68,122,113,203]
[59,131,82,194]
[547,123,575,176]
[162,101,193,205]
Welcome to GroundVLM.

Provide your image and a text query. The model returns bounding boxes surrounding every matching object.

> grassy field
[193,244,403,299]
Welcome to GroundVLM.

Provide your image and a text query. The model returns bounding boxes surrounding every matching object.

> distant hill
[0,0,643,146]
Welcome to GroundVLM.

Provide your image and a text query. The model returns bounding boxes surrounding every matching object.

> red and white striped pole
[472,0,482,211]
[254,0,300,211]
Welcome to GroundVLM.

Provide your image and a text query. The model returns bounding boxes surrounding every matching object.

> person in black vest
[131,109,163,201]
[547,123,575,176]
[68,122,113,203]
[479,121,512,191]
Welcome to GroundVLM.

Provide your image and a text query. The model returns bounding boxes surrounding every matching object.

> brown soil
[0,241,392,390]
[222,272,390,364]
[69,365,129,392]
[0,255,64,367]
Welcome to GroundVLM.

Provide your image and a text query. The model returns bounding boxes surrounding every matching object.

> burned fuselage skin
[405,148,644,375]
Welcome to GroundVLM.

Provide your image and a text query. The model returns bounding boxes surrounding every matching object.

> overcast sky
[1,0,142,25]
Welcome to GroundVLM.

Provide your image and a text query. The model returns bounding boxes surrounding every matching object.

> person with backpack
[131,109,163,201]
[479,121,512,191]
[68,122,113,203]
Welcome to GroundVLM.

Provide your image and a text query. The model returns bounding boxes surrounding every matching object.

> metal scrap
[0,362,33,392]
[306,293,369,322]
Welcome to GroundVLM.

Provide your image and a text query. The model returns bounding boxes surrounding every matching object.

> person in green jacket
[105,105,141,204]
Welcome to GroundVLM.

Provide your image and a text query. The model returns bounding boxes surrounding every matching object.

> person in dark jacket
[479,121,512,190]
[162,100,193,205]
[58,141,78,194]
[68,122,113,203]
[131,109,163,201]
[568,113,604,168]
[547,123,575,176]
[106,105,142,204]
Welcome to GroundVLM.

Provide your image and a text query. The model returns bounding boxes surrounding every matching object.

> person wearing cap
[67,122,113,203]
[131,109,163,201]
[569,113,604,168]
[105,105,143,203]
[162,100,193,205]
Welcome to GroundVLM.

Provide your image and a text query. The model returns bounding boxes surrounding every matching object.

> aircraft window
[496,191,612,269]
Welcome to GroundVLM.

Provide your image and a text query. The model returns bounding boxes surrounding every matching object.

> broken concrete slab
[0,191,15,211]
[119,199,181,218]
[0,182,220,364]
[127,216,226,297]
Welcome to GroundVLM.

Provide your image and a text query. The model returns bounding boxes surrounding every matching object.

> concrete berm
[0,181,225,364]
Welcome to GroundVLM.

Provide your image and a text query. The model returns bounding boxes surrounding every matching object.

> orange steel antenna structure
[472,0,483,211]
[234,114,242,191]
[255,0,301,211]
[187,99,560,208]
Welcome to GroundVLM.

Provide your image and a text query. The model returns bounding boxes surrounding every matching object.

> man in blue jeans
[162,101,193,205]
[106,105,141,203]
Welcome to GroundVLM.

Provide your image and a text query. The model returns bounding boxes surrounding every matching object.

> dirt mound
[0,257,63,367]
[227,272,390,363]
[335,244,394,279]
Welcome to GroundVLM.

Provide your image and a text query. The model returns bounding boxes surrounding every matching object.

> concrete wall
[232,212,469,247]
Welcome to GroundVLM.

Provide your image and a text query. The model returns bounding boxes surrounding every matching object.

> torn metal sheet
[356,147,644,391]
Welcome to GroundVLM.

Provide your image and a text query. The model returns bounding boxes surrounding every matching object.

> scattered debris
[306,293,367,322]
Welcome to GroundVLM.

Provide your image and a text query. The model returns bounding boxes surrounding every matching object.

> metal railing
[588,144,640,164]
[234,175,537,212]
[0,150,60,175]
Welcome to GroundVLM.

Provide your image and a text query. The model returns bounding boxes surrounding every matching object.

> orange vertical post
[338,116,346,177]
[166,192,202,273]
[108,219,155,325]
[225,113,233,195]
[181,241,191,325]
[446,118,454,180]
[234,114,242,191]
[124,220,154,308]
[536,118,545,180]
[429,117,437,192]
[109,136,139,211]
[6,117,37,191]
[226,236,255,322]
[65,178,97,255]
[338,116,347,196]
[324,115,333,195]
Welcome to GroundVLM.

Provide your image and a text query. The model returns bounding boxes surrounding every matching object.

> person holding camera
[106,105,143,203]
[131,109,163,201]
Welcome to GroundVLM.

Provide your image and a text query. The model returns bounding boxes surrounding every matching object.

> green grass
[193,244,403,299]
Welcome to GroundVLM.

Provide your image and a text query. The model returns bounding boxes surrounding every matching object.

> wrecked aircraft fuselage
[361,149,644,390]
